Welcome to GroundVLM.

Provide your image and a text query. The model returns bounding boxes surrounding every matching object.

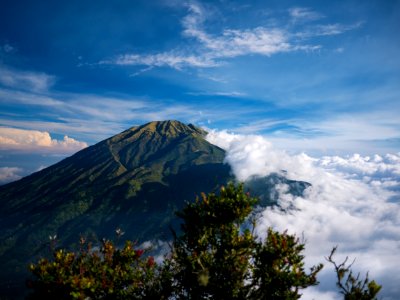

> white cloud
[187,91,246,97]
[206,130,284,180]
[103,2,361,71]
[0,66,55,92]
[233,119,295,134]
[213,27,292,57]
[103,2,332,70]
[206,130,400,299]
[107,51,218,69]
[0,167,23,184]
[0,85,209,126]
[181,2,207,40]
[289,7,324,22]
[0,127,88,154]
[0,87,149,123]
[129,66,154,77]
[296,22,364,39]
[182,3,293,57]
[316,22,363,36]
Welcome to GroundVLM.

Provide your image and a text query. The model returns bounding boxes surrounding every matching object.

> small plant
[326,246,381,300]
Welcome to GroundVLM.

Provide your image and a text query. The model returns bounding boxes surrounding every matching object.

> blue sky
[0,0,399,181]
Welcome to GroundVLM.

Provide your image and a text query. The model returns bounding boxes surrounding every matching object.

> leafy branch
[326,246,381,300]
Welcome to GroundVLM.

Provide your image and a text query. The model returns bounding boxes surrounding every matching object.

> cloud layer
[0,127,88,153]
[206,130,400,299]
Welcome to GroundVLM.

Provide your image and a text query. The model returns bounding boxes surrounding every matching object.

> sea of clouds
[206,130,400,300]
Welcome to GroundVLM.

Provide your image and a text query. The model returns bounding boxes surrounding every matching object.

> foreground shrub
[27,238,164,299]
[28,183,380,299]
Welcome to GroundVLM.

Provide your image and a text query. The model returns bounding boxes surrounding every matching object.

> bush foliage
[27,183,380,299]
[27,238,164,299]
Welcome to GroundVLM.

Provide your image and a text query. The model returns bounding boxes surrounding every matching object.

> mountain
[0,120,310,297]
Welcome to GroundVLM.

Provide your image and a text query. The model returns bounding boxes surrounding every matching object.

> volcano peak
[125,120,206,138]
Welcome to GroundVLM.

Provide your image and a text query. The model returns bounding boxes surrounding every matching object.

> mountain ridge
[0,120,310,298]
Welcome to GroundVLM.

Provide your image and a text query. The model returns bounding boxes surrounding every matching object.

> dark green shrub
[27,238,163,299]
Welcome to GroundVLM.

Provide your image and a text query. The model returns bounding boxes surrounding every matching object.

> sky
[0,0,399,180]
[0,1,399,298]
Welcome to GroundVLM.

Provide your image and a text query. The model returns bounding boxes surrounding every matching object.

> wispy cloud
[0,87,147,122]
[288,7,324,23]
[129,66,154,77]
[180,3,293,57]
[105,51,218,69]
[0,127,88,153]
[187,91,246,97]
[233,119,297,134]
[181,2,297,57]
[0,86,207,124]
[0,65,55,92]
[102,2,353,71]
[206,27,292,57]
[296,22,364,38]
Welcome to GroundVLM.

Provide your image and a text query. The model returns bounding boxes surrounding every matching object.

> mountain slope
[0,120,310,297]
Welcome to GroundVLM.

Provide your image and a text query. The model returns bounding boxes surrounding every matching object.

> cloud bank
[0,127,88,154]
[206,130,400,300]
